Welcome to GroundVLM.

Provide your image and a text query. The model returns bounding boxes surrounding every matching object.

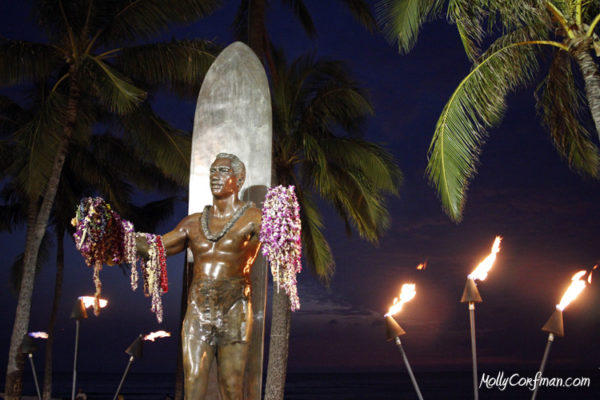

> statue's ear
[237,172,246,188]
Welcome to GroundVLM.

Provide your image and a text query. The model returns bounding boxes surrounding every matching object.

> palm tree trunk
[264,289,291,400]
[42,225,65,400]
[248,0,267,63]
[4,71,80,400]
[247,3,293,399]
[4,199,37,399]
[571,37,600,139]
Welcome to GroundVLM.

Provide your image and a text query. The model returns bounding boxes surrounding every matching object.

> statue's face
[210,158,239,198]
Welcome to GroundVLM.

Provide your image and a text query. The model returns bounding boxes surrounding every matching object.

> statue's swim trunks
[183,278,251,346]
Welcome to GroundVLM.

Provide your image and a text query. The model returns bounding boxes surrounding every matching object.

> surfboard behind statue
[189,41,271,399]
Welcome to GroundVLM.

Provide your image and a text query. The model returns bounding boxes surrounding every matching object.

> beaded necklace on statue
[201,202,250,241]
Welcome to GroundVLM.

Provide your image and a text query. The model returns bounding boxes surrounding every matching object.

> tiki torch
[113,331,171,400]
[21,332,47,400]
[531,268,593,400]
[460,236,502,400]
[384,284,423,400]
[71,296,108,400]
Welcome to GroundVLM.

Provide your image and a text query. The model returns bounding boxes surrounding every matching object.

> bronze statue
[140,153,261,400]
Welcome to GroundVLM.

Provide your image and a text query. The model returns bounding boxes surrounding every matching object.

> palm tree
[378,0,600,221]
[233,0,376,79]
[1,90,183,399]
[264,49,402,399]
[0,1,220,397]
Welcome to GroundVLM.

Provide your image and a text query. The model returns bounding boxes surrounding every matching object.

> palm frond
[318,167,386,242]
[322,137,402,195]
[299,135,400,243]
[83,56,147,114]
[447,0,486,61]
[11,90,68,199]
[582,1,600,25]
[273,50,401,244]
[335,0,377,32]
[282,0,317,38]
[376,0,444,54]
[536,49,600,176]
[64,138,134,212]
[427,39,546,221]
[476,22,552,62]
[98,0,221,46]
[289,57,374,136]
[117,39,219,97]
[486,0,549,31]
[295,188,335,282]
[550,0,582,21]
[119,104,191,185]
[0,40,62,86]
[88,134,180,193]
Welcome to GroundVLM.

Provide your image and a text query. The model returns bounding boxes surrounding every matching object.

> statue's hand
[135,234,150,259]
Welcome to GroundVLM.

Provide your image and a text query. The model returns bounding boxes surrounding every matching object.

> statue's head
[210,153,246,196]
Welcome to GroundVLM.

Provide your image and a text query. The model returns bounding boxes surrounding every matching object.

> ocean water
[10,369,599,399]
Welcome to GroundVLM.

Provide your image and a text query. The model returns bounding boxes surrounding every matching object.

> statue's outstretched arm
[162,229,188,256]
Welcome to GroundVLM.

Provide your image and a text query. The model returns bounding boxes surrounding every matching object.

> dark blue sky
[2,0,600,391]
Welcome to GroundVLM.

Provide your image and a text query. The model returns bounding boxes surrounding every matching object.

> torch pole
[531,333,554,400]
[71,319,80,400]
[468,302,479,400]
[113,355,135,400]
[394,337,424,400]
[27,353,42,400]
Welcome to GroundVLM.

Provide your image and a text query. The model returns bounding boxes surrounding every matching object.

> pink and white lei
[260,185,302,311]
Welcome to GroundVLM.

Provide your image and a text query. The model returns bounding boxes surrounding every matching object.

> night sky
[2,0,600,391]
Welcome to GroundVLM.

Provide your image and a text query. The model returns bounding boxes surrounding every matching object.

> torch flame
[556,270,588,311]
[28,332,48,339]
[144,330,171,342]
[588,265,597,284]
[385,283,416,317]
[467,236,502,281]
[79,296,108,309]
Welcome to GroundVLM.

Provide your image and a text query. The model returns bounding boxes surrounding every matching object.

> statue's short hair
[215,153,246,188]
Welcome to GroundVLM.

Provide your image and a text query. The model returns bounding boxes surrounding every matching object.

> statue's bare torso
[163,206,261,284]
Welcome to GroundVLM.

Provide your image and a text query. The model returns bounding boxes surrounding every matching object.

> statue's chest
[189,221,251,253]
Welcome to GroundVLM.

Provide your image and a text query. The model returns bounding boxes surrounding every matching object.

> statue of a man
[144,153,262,400]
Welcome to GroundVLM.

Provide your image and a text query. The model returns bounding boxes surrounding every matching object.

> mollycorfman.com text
[479,371,591,391]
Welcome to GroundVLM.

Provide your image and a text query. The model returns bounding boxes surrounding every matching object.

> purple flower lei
[259,186,302,311]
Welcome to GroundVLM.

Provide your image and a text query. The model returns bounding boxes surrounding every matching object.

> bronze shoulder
[177,212,202,229]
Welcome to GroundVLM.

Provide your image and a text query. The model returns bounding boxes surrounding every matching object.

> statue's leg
[183,322,215,400]
[217,341,249,400]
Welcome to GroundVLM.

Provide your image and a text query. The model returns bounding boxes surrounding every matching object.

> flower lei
[259,186,302,311]
[139,233,168,322]
[72,197,168,322]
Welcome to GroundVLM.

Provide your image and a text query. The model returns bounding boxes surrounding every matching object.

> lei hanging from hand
[259,186,302,311]
[72,197,168,322]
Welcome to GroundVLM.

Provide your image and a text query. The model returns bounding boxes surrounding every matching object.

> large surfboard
[189,41,272,399]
